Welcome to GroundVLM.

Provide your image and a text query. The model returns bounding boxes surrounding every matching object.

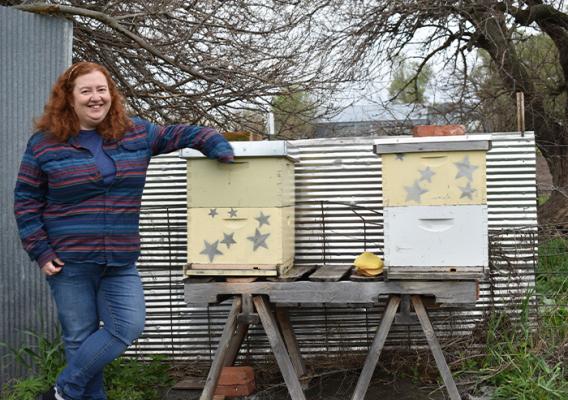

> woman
[14,62,234,400]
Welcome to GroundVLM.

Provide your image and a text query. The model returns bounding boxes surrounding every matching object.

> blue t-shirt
[77,130,116,185]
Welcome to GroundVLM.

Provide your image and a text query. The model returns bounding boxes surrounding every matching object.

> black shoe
[37,386,58,400]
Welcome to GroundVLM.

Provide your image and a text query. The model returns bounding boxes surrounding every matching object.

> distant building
[314,103,431,138]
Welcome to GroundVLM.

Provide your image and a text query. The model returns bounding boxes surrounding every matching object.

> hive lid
[180,140,297,160]
[374,134,492,154]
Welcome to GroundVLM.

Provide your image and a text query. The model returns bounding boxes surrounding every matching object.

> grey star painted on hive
[395,153,405,161]
[200,240,223,262]
[459,182,477,199]
[228,208,238,218]
[419,166,435,182]
[404,180,428,202]
[208,208,218,218]
[221,232,237,249]
[454,156,478,182]
[247,229,270,251]
[255,212,271,227]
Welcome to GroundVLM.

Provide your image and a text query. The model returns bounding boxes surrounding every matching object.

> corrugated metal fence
[131,132,537,363]
[0,6,72,387]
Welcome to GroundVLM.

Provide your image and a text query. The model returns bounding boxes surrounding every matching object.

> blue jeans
[47,262,146,400]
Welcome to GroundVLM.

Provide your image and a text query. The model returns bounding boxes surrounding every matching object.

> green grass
[0,330,65,400]
[538,237,568,345]
[538,237,568,301]
[478,304,568,399]
[104,355,173,400]
[460,237,568,399]
[1,332,173,400]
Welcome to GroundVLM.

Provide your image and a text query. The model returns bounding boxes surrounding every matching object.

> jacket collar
[67,133,119,149]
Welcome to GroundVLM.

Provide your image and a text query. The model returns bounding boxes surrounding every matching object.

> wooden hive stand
[185,265,476,400]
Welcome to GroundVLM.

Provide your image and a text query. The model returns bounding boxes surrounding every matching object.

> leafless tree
[3,0,347,133]
[308,0,568,225]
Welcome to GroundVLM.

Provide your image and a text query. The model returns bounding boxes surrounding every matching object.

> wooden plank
[267,265,316,282]
[351,295,401,400]
[411,296,461,400]
[186,269,277,277]
[374,140,490,154]
[349,272,385,281]
[200,298,242,400]
[189,263,278,270]
[275,308,307,381]
[309,264,352,282]
[394,295,418,325]
[386,271,485,280]
[388,265,486,272]
[184,280,479,304]
[386,266,485,281]
[236,293,260,325]
[253,296,307,400]
[226,277,257,283]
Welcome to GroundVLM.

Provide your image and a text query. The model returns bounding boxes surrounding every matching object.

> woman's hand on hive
[41,258,64,276]
[215,141,235,163]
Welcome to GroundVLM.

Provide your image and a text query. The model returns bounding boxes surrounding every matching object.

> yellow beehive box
[375,136,491,207]
[187,206,294,275]
[180,141,296,276]
[186,157,295,208]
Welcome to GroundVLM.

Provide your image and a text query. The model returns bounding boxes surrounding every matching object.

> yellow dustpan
[353,251,384,276]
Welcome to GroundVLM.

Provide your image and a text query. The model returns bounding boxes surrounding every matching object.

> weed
[459,236,568,399]
[105,355,174,400]
[1,331,173,400]
[1,331,64,399]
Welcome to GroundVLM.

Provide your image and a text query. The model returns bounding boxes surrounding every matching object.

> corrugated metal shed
[131,132,537,363]
[0,6,72,386]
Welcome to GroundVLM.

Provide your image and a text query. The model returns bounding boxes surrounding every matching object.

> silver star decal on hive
[247,229,270,251]
[221,232,237,248]
[459,182,477,199]
[419,166,435,182]
[255,211,271,227]
[228,208,238,218]
[404,180,428,202]
[200,240,223,262]
[454,156,478,182]
[208,208,218,218]
[395,153,405,161]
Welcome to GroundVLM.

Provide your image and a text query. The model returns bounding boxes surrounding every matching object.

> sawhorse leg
[276,307,308,385]
[351,295,462,400]
[351,295,400,400]
[254,296,307,400]
[200,297,243,400]
[411,295,461,400]
[200,295,307,400]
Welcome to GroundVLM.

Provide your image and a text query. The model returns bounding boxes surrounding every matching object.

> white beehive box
[374,135,491,280]
[180,141,296,277]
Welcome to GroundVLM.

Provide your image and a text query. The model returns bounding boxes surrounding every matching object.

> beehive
[374,135,491,280]
[180,141,296,277]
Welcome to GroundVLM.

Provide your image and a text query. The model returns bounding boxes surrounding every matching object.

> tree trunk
[469,10,568,226]
[538,132,568,226]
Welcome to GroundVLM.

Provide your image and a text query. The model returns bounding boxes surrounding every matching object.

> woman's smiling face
[71,70,112,130]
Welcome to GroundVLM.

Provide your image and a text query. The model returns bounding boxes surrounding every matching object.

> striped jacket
[14,117,234,267]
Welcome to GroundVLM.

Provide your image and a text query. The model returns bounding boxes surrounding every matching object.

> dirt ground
[163,370,487,400]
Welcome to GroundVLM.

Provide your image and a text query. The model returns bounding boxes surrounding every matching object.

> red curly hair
[35,62,133,141]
